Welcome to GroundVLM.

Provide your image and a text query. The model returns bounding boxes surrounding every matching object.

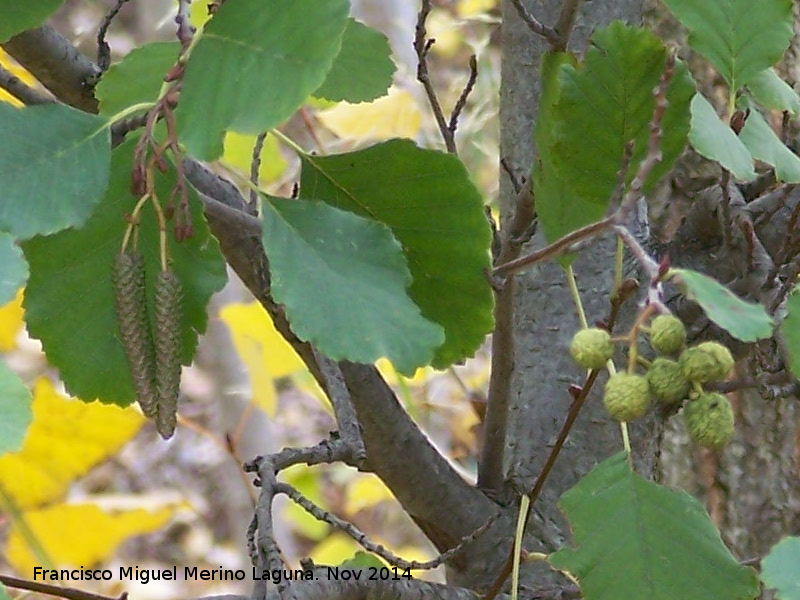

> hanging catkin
[111,252,158,417]
[153,268,183,439]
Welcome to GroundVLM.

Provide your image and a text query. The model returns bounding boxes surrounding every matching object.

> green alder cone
[154,269,183,439]
[603,373,651,422]
[679,341,734,383]
[649,314,686,355]
[646,357,690,404]
[683,392,735,449]
[570,327,613,370]
[111,252,158,417]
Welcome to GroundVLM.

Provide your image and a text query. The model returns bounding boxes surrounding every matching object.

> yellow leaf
[0,50,38,107]
[375,359,433,387]
[282,466,329,541]
[0,289,24,351]
[7,503,173,572]
[457,0,497,16]
[292,371,329,412]
[306,96,338,110]
[308,533,360,565]
[0,378,145,509]
[391,545,436,578]
[343,474,395,515]
[189,1,212,30]
[426,11,463,58]
[219,302,306,416]
[222,132,287,184]
[450,408,480,452]
[318,87,422,142]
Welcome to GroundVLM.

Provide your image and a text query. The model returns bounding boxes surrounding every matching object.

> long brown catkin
[153,268,183,439]
[111,252,158,417]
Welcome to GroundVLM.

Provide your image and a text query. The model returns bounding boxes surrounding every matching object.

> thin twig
[500,157,522,195]
[483,368,603,600]
[97,0,130,72]
[110,110,150,146]
[414,0,456,153]
[493,216,614,277]
[0,574,126,600]
[508,0,558,45]
[552,0,582,51]
[254,459,289,599]
[479,174,536,490]
[313,349,367,466]
[277,482,498,571]
[245,438,355,475]
[249,132,268,207]
[0,63,53,105]
[613,225,659,279]
[614,51,674,222]
[610,141,635,208]
[448,54,478,141]
[175,0,196,49]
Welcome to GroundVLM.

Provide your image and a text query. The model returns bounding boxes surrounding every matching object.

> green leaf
[0,359,32,454]
[314,18,395,103]
[549,22,694,210]
[550,452,760,600]
[689,94,756,180]
[0,233,27,305]
[299,139,493,368]
[780,293,800,378]
[761,536,800,600]
[21,136,227,405]
[533,52,588,260]
[261,197,444,374]
[177,0,349,160]
[746,68,800,116]
[0,1,63,43]
[96,42,180,116]
[739,108,800,183]
[661,0,793,91]
[0,103,111,239]
[670,268,773,342]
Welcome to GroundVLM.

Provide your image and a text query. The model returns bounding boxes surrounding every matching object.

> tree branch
[493,217,614,277]
[414,1,478,153]
[185,162,506,563]
[508,0,559,45]
[479,177,535,492]
[414,0,455,153]
[313,350,366,466]
[0,63,53,105]
[2,26,100,112]
[277,482,499,571]
[551,0,582,52]
[0,574,126,600]
[97,0,131,72]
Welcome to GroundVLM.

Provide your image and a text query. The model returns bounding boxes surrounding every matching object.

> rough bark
[657,184,800,558]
